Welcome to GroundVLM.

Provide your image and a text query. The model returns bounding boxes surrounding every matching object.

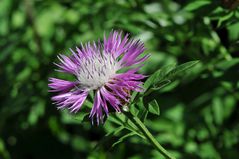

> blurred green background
[0,0,239,159]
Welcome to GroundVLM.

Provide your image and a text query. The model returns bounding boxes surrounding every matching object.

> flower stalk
[123,111,176,159]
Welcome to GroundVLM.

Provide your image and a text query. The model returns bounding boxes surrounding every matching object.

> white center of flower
[76,53,119,90]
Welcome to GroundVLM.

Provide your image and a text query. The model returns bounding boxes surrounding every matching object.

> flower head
[49,31,149,124]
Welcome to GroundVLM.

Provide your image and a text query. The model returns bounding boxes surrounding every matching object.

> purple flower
[49,31,149,124]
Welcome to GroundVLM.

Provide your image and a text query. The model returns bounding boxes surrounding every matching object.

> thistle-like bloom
[49,31,149,124]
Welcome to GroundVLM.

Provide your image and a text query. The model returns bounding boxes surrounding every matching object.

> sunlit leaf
[183,1,211,12]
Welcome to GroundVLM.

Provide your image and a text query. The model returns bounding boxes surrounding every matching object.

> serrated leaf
[148,100,160,115]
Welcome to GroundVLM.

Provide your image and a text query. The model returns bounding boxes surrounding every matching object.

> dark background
[0,0,239,159]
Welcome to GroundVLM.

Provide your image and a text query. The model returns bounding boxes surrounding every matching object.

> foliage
[0,0,239,159]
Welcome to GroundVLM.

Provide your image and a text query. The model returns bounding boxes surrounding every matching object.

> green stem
[123,111,176,159]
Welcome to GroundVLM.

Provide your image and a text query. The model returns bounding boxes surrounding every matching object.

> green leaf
[144,61,199,94]
[215,58,239,70]
[152,80,171,90]
[148,100,160,115]
[108,113,145,139]
[183,1,211,12]
[228,22,239,41]
[130,103,140,116]
[144,80,171,96]
[108,113,126,126]
[166,60,199,81]
[144,64,175,90]
[94,126,124,150]
[28,100,45,125]
[212,97,223,125]
[0,138,10,159]
[111,132,136,148]
[217,11,234,28]
[72,112,89,123]
[139,109,149,122]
